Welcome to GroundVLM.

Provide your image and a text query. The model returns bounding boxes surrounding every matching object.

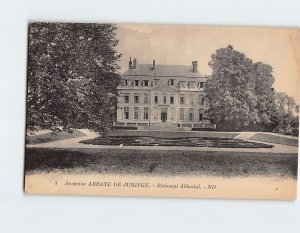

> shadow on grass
[25,148,298,179]
[26,130,85,145]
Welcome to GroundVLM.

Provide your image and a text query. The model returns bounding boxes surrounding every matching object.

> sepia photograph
[24,23,299,200]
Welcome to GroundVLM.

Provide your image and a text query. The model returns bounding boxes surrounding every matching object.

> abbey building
[115,58,216,129]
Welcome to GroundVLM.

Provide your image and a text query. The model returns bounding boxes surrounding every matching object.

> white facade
[115,58,215,128]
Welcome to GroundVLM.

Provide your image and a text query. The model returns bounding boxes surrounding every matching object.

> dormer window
[188,81,196,89]
[134,80,139,87]
[123,80,129,86]
[143,80,149,87]
[168,79,175,86]
[178,81,186,88]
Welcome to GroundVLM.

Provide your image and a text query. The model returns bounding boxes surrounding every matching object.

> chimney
[129,57,133,69]
[192,61,198,73]
[152,60,155,70]
[133,58,137,69]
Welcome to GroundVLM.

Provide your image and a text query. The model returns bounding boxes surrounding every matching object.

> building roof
[122,64,204,78]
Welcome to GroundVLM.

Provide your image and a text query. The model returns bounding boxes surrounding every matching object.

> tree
[296,105,299,113]
[274,92,299,136]
[27,23,121,134]
[275,92,296,112]
[205,45,277,131]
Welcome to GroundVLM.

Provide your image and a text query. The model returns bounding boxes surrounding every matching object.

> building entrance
[161,112,167,122]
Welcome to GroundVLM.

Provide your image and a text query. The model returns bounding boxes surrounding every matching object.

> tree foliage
[206,45,278,131]
[274,92,299,136]
[27,23,121,134]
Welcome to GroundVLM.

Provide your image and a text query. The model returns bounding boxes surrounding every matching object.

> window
[189,94,195,105]
[170,107,175,121]
[199,95,204,105]
[189,108,194,122]
[154,79,159,86]
[204,109,210,117]
[180,108,185,121]
[180,95,185,105]
[143,107,149,120]
[134,80,139,87]
[189,81,196,89]
[199,82,205,88]
[134,107,139,120]
[199,109,203,121]
[144,93,149,104]
[154,95,158,104]
[123,80,129,86]
[179,81,186,88]
[124,107,129,120]
[143,80,149,87]
[154,107,158,121]
[163,96,167,104]
[124,93,129,103]
[134,94,139,103]
[170,96,174,104]
[169,79,175,86]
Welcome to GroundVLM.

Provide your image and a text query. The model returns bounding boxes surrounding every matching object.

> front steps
[146,122,184,131]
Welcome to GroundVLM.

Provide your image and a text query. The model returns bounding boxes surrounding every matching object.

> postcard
[24,23,299,200]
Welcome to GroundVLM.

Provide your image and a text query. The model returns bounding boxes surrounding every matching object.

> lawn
[26,129,85,144]
[249,133,298,147]
[25,148,298,179]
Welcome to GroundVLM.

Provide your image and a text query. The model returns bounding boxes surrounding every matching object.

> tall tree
[205,45,277,131]
[274,92,299,136]
[27,23,121,133]
[252,62,278,130]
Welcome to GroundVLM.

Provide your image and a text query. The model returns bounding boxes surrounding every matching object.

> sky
[116,24,299,103]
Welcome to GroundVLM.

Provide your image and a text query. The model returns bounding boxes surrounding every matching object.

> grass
[249,133,298,147]
[25,148,298,179]
[26,129,85,145]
